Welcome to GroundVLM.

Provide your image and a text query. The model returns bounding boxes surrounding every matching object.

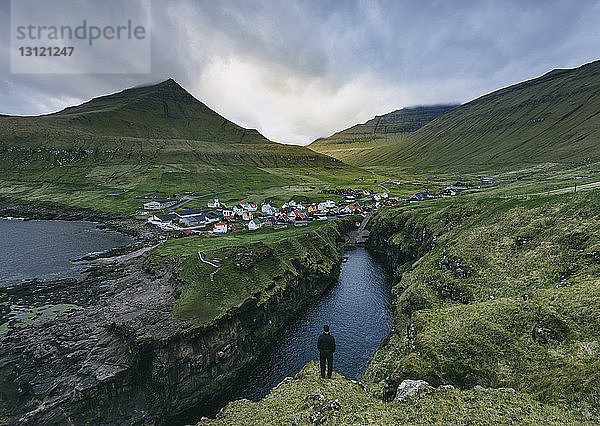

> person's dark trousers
[320,351,333,378]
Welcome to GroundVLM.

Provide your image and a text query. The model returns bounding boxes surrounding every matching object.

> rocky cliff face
[0,220,353,425]
[364,209,436,400]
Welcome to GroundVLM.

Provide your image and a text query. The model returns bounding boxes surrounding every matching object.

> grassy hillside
[309,105,456,164]
[349,60,600,168]
[149,218,354,325]
[364,190,600,421]
[1,79,272,144]
[0,80,363,214]
[202,361,578,425]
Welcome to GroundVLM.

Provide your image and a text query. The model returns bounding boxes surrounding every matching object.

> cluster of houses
[142,182,474,236]
[409,184,469,202]
[145,191,392,235]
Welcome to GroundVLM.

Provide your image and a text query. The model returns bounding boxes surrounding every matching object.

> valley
[2,60,600,425]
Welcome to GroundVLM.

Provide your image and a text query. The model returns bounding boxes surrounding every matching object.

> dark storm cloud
[1,0,599,144]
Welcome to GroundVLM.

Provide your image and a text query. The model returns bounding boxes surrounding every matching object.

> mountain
[46,78,270,143]
[309,105,457,164]
[335,60,600,168]
[1,78,298,148]
[0,79,354,213]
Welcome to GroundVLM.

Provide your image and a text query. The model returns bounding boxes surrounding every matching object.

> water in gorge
[187,245,393,420]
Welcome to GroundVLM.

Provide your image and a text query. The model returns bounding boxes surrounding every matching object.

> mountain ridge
[342,60,600,168]
[0,79,357,214]
[309,104,457,163]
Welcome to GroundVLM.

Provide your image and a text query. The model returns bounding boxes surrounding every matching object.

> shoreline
[0,199,161,243]
[0,208,357,424]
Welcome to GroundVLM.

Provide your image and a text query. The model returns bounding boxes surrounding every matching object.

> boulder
[436,384,455,391]
[305,387,325,403]
[394,379,433,402]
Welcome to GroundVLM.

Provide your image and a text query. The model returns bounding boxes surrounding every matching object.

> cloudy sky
[1,0,599,145]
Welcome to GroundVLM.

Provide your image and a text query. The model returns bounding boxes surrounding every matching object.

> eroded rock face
[0,233,346,425]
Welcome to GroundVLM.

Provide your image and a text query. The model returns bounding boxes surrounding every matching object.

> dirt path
[198,251,222,282]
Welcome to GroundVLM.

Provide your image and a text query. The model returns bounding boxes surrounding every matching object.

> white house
[207,197,221,208]
[213,222,228,233]
[233,205,245,216]
[247,218,262,231]
[222,209,234,220]
[318,200,336,211]
[261,203,273,214]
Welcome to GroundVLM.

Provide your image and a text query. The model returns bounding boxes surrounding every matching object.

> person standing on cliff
[317,324,335,379]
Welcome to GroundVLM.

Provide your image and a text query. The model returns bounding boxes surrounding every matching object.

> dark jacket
[317,333,336,354]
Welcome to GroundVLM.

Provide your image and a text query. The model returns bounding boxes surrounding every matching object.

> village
[139,182,471,236]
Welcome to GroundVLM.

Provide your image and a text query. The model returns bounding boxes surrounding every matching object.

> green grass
[0,79,375,215]
[202,361,578,425]
[0,303,81,335]
[150,221,335,262]
[149,219,354,325]
[309,105,456,164]
[364,189,600,421]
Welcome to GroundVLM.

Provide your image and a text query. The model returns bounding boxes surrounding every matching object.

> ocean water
[0,218,133,287]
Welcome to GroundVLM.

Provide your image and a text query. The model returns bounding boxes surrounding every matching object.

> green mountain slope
[0,80,357,213]
[309,105,457,164]
[352,60,600,168]
[362,190,600,422]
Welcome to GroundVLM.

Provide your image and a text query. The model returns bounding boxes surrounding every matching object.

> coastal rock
[0,216,356,424]
[394,379,434,402]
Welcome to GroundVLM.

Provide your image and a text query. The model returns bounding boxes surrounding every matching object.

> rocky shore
[0,206,354,424]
